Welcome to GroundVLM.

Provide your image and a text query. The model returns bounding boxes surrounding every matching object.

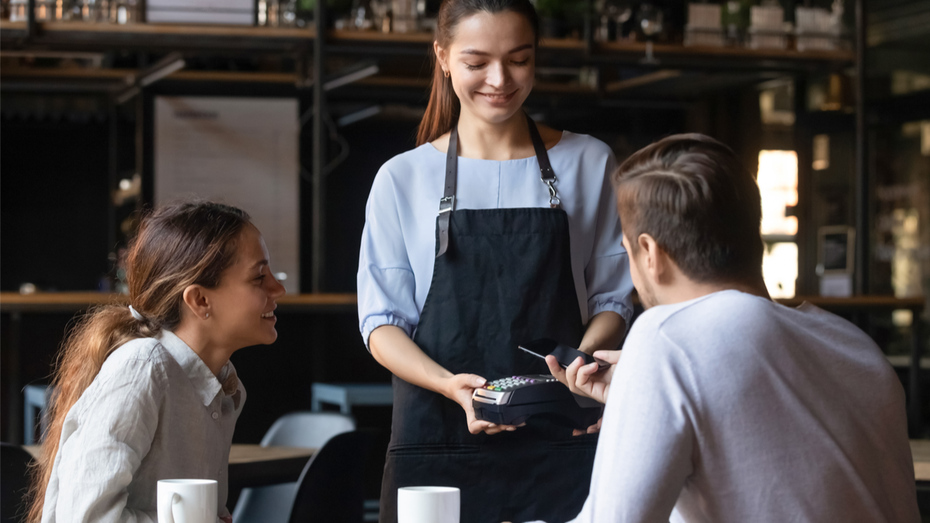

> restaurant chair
[2,442,36,523]
[233,412,356,523]
[288,429,379,523]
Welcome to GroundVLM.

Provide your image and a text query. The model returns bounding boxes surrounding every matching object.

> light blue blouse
[357,131,634,348]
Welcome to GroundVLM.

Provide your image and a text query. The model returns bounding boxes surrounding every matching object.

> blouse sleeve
[585,151,635,327]
[48,359,163,523]
[357,166,420,349]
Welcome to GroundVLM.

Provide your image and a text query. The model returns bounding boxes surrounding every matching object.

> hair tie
[129,305,145,321]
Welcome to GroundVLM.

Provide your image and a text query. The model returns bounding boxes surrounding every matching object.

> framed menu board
[154,96,300,294]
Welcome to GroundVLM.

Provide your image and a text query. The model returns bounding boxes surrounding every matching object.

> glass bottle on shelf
[350,0,373,30]
[636,1,663,63]
[280,0,298,26]
[722,0,752,46]
[391,0,417,32]
[258,0,281,26]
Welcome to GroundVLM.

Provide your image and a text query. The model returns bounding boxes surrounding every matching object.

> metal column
[854,0,868,296]
[312,0,328,293]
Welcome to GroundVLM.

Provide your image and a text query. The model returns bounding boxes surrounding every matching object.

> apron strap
[525,112,561,209]
[436,125,458,258]
[436,115,558,258]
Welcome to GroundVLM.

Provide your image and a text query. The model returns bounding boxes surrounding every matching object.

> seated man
[543,134,919,522]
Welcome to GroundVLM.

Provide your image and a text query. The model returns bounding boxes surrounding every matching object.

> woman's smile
[476,89,518,106]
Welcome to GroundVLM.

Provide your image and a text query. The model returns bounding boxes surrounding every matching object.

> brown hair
[416,0,540,146]
[27,201,250,523]
[614,133,763,284]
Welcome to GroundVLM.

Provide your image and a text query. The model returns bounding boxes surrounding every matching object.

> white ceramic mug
[397,486,460,523]
[157,479,217,523]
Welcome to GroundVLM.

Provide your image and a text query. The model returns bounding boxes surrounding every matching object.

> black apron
[380,115,597,523]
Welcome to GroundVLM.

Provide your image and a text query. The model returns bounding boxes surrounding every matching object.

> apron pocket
[387,443,479,456]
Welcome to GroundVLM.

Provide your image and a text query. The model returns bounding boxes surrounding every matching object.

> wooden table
[912,440,930,481]
[24,444,316,490]
[911,440,930,512]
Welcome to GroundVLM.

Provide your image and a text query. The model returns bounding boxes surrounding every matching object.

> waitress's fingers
[466,416,494,434]
[454,373,487,390]
[484,423,521,435]
[545,355,566,384]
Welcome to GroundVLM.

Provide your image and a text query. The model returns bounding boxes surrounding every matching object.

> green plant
[535,0,565,18]
[298,0,354,12]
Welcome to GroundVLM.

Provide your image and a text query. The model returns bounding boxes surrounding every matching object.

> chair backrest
[232,412,358,523]
[288,430,378,523]
[261,411,356,448]
[1,443,36,523]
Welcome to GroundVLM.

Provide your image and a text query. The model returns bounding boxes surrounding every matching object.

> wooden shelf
[1,67,299,84]
[1,20,854,70]
[2,292,922,314]
[1,21,317,52]
[0,292,357,313]
[329,28,433,44]
[43,21,316,39]
[327,29,584,50]
[599,40,853,62]
[775,295,925,310]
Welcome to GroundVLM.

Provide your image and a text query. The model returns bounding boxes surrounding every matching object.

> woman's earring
[443,70,450,78]
[205,313,210,319]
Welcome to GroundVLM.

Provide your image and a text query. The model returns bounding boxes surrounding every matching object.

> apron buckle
[439,195,455,214]
[546,180,561,208]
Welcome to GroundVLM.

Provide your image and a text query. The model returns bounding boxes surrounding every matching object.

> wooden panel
[912,440,930,481]
[41,21,316,39]
[0,292,358,313]
[24,444,316,488]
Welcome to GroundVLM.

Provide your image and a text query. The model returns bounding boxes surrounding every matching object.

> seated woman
[27,201,286,523]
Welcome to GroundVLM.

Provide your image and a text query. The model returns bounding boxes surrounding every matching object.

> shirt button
[212,412,219,420]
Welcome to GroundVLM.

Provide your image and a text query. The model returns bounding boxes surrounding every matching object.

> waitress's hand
[546,349,621,405]
[443,374,524,436]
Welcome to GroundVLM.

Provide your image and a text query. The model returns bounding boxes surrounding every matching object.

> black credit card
[518,338,610,370]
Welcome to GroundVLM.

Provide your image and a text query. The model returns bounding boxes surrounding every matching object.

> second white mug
[157,479,217,523]
[397,486,460,523]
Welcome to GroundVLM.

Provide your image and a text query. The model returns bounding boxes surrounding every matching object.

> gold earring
[444,70,450,78]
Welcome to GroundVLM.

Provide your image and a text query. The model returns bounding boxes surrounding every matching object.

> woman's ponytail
[26,305,157,522]
[417,56,461,146]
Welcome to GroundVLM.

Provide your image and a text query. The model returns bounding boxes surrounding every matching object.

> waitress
[357,1,634,521]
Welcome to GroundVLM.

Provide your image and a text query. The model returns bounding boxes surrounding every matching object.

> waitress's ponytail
[416,0,539,147]
[417,52,460,146]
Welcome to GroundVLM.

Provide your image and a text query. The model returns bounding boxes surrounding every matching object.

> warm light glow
[758,150,798,236]
[763,242,798,298]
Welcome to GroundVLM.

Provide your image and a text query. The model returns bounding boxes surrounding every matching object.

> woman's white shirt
[358,131,634,347]
[41,330,245,523]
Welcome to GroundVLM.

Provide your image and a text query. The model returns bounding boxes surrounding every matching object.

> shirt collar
[158,330,230,407]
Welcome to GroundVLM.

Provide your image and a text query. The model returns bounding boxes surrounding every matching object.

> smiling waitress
[357,1,634,521]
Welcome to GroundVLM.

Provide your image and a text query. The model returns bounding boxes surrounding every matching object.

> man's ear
[637,233,669,282]
[181,285,211,321]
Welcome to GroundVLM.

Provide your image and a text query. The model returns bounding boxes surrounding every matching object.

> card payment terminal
[472,374,603,429]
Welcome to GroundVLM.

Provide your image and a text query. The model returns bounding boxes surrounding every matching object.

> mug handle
[160,492,181,523]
